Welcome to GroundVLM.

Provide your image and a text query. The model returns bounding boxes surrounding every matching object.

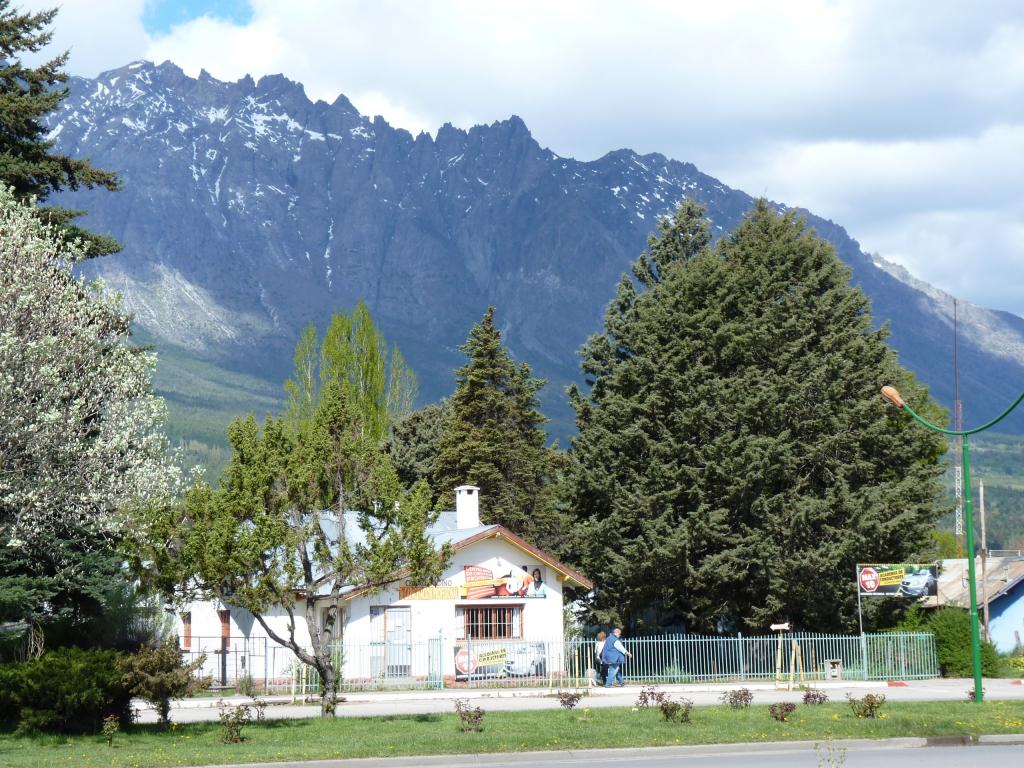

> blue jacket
[602,636,625,664]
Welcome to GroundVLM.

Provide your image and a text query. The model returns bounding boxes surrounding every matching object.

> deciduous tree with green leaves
[137,307,448,717]
[569,200,948,633]
[0,1,121,256]
[434,307,565,545]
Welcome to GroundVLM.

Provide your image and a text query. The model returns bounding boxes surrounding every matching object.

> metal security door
[370,606,413,679]
[384,607,412,677]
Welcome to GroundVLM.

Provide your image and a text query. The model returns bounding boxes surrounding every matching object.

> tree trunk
[318,659,337,717]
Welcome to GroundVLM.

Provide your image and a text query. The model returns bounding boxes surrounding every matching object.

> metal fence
[180,631,938,696]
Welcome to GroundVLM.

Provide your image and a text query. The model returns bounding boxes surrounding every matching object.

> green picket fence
[276,631,938,695]
[564,631,938,686]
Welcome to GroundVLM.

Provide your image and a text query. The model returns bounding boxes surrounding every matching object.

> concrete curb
[183,736,969,768]
[977,733,1024,745]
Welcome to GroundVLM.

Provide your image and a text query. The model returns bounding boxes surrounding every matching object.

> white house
[176,485,593,688]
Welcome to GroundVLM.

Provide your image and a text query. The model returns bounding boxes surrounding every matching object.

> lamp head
[880,386,905,409]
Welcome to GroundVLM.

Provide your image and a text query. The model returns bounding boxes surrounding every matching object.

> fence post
[900,633,907,679]
[737,632,745,682]
[860,633,869,680]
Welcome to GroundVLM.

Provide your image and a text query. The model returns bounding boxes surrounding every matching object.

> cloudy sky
[29,0,1024,316]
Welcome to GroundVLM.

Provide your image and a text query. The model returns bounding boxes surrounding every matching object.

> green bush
[118,645,209,727]
[659,697,693,723]
[0,664,21,726]
[847,693,886,719]
[0,647,132,734]
[928,608,1000,678]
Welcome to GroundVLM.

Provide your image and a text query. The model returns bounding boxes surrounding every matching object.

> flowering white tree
[0,187,178,638]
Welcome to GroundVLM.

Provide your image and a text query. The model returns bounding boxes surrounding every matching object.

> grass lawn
[3,700,1023,768]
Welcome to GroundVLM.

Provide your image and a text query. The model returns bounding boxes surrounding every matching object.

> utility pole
[954,300,965,547]
[980,479,990,642]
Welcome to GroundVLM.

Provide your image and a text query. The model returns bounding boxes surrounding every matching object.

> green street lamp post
[880,385,1024,703]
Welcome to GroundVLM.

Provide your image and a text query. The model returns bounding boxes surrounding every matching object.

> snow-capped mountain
[48,60,1024,436]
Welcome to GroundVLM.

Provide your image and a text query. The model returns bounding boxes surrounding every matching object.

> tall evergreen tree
[386,400,451,496]
[0,2,120,256]
[570,200,948,633]
[434,307,561,544]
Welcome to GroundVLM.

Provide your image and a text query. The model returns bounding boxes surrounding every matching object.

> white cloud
[22,0,149,75]
[18,0,1024,315]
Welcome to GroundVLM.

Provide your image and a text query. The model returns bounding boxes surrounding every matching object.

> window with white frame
[456,605,523,639]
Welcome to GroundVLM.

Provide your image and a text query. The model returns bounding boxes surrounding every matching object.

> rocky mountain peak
[46,61,1024,435]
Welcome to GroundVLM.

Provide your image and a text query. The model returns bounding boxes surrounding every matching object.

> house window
[457,605,523,639]
[182,612,191,649]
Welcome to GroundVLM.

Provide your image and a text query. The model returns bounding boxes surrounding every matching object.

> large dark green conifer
[434,307,562,544]
[0,2,120,256]
[570,200,948,633]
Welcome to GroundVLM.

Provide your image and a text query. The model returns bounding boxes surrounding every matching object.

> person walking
[602,627,632,687]
[594,631,608,686]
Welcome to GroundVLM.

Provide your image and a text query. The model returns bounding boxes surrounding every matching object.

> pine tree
[386,400,451,495]
[434,307,561,543]
[569,200,948,633]
[0,2,120,256]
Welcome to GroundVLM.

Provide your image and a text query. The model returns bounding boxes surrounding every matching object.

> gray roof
[322,509,496,550]
[923,556,1024,609]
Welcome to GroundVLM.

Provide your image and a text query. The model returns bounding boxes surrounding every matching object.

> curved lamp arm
[880,386,1024,436]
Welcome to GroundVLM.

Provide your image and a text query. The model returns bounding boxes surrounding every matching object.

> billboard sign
[453,641,548,680]
[857,564,937,597]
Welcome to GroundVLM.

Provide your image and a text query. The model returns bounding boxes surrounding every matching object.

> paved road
[145,678,1024,724]
[189,740,1024,768]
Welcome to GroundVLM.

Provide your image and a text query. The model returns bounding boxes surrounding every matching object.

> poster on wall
[857,564,938,597]
[454,641,548,680]
[460,564,549,599]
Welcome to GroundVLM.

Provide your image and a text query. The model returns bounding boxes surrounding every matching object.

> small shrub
[659,696,693,723]
[558,690,583,710]
[218,702,252,743]
[803,688,829,705]
[721,688,753,709]
[847,693,886,719]
[966,687,986,702]
[118,645,210,728]
[768,702,797,722]
[101,714,119,747]
[237,674,257,698]
[635,685,667,709]
[453,698,485,732]
[251,696,268,721]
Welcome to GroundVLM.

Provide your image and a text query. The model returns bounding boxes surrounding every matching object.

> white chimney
[454,485,481,529]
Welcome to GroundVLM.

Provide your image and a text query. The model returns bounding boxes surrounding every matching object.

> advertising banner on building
[857,564,937,597]
[453,640,548,680]
[460,564,548,599]
[399,563,549,601]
